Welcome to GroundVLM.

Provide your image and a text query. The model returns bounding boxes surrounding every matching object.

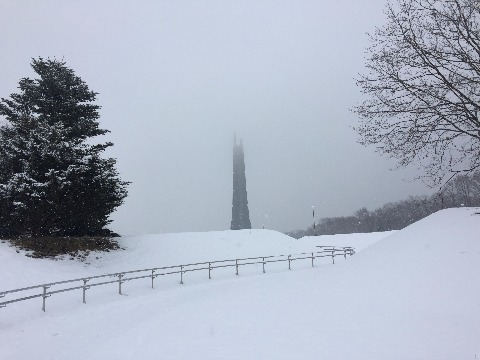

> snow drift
[0,208,479,360]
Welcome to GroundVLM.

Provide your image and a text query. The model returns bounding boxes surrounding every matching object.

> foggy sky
[0,0,431,235]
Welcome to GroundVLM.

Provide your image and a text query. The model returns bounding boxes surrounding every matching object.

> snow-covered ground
[1,208,479,359]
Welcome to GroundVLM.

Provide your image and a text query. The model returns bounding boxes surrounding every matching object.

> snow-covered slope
[0,228,391,289]
[1,208,479,360]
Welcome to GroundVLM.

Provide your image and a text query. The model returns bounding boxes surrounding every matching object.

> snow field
[1,208,479,359]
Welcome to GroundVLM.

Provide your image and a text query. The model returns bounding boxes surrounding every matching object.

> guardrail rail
[0,246,355,312]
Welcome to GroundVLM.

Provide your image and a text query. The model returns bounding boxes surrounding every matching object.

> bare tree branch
[353,0,480,186]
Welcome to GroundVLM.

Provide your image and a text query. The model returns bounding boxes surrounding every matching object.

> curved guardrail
[0,246,355,312]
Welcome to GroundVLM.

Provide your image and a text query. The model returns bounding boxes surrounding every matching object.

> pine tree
[0,58,129,237]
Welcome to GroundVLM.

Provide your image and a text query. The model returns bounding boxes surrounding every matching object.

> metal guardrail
[0,246,355,312]
[316,246,356,264]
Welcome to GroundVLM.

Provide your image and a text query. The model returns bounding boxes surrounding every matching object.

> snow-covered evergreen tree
[0,58,128,237]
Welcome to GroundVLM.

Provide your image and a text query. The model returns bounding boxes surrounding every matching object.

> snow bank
[1,208,479,360]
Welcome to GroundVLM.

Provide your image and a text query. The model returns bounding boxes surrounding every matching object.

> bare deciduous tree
[354,0,480,185]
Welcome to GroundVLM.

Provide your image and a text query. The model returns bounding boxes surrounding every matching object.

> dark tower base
[231,136,251,230]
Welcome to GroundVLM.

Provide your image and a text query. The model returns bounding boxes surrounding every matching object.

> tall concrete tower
[231,135,251,230]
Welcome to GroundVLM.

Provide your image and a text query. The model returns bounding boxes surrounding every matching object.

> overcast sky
[0,0,432,235]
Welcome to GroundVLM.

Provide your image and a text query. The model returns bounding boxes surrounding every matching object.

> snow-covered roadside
[1,209,479,360]
[0,228,390,290]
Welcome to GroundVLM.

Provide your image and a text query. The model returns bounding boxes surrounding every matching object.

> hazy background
[0,0,431,235]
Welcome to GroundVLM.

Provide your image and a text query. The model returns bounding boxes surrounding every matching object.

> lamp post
[312,206,316,236]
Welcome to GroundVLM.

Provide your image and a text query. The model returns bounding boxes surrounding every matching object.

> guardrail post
[151,269,155,289]
[262,257,265,273]
[208,262,212,279]
[42,285,50,312]
[82,279,89,304]
[311,252,314,267]
[331,250,335,265]
[0,293,5,309]
[344,248,347,259]
[180,266,184,284]
[118,273,124,295]
[288,255,291,270]
[236,259,239,276]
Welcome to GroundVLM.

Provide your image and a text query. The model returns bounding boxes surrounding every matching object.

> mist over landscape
[0,0,432,235]
[2,1,480,358]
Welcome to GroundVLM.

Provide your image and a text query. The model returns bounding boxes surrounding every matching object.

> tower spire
[231,136,251,230]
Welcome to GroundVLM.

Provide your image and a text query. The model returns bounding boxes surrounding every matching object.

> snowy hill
[1,208,479,360]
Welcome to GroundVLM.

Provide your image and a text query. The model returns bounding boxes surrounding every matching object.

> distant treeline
[287,171,480,239]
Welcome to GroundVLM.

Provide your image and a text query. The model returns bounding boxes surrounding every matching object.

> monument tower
[231,135,251,230]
